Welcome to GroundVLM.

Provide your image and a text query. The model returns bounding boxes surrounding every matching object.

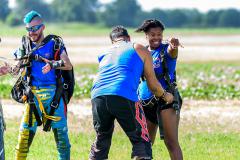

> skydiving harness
[11,35,74,131]
[140,45,182,114]
[158,45,181,115]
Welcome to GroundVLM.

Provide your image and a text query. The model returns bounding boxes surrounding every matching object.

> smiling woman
[136,19,183,160]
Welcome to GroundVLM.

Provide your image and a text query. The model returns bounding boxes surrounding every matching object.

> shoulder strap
[43,35,64,132]
[21,35,53,58]
[48,35,64,61]
[159,45,175,87]
[51,35,64,79]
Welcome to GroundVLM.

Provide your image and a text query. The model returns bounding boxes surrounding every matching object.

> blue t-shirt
[91,41,144,101]
[30,39,63,87]
[138,43,177,100]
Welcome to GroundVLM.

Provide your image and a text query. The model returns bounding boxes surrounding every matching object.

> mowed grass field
[4,116,240,160]
[1,22,240,36]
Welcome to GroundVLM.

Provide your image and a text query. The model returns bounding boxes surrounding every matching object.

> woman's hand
[162,91,174,104]
[168,37,183,49]
[167,37,183,58]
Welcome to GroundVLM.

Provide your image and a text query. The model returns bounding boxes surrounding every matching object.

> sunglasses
[26,24,43,32]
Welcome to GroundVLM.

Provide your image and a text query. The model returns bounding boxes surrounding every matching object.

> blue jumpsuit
[15,39,71,160]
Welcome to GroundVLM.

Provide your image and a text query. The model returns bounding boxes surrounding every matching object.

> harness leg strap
[43,103,58,132]
[43,79,63,132]
[28,92,42,127]
[30,103,42,126]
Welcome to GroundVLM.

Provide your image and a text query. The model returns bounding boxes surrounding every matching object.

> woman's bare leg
[161,108,182,160]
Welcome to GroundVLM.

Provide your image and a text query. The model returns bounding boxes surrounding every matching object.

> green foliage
[181,9,203,27]
[14,0,52,22]
[75,62,240,100]
[100,0,141,27]
[203,10,221,27]
[2,0,240,27]
[73,64,98,98]
[0,0,10,21]
[5,12,22,26]
[166,9,188,27]
[0,75,13,98]
[218,9,240,27]
[51,0,98,23]
[177,62,240,100]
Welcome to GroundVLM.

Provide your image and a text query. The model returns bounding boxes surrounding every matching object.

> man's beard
[31,32,43,43]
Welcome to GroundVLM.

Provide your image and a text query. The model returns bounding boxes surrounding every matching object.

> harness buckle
[63,83,68,89]
[54,39,61,51]
[51,101,59,109]
[28,99,35,104]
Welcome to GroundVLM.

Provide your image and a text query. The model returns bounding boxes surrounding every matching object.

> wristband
[48,60,64,69]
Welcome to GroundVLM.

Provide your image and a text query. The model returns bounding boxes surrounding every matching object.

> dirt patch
[1,99,240,133]
[1,99,239,119]
[1,35,240,63]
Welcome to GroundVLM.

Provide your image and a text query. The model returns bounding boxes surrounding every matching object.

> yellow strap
[31,90,61,122]
[20,68,27,77]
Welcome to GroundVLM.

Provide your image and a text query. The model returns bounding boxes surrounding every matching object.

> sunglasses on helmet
[26,24,43,32]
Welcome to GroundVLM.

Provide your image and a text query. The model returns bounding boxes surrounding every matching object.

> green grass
[181,133,240,160]
[1,22,240,36]
[4,118,240,160]
[0,62,239,100]
[177,61,240,99]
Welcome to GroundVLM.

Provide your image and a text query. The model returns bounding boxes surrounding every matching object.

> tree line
[1,0,240,28]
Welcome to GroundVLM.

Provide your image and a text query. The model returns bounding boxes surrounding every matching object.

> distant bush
[5,13,22,26]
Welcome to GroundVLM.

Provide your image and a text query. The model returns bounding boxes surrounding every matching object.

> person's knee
[95,129,113,148]
[164,138,180,152]
[16,129,35,155]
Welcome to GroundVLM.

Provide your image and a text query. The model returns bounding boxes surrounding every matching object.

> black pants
[89,95,152,160]
[143,91,182,139]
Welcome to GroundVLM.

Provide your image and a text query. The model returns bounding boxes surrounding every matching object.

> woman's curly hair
[135,19,165,33]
